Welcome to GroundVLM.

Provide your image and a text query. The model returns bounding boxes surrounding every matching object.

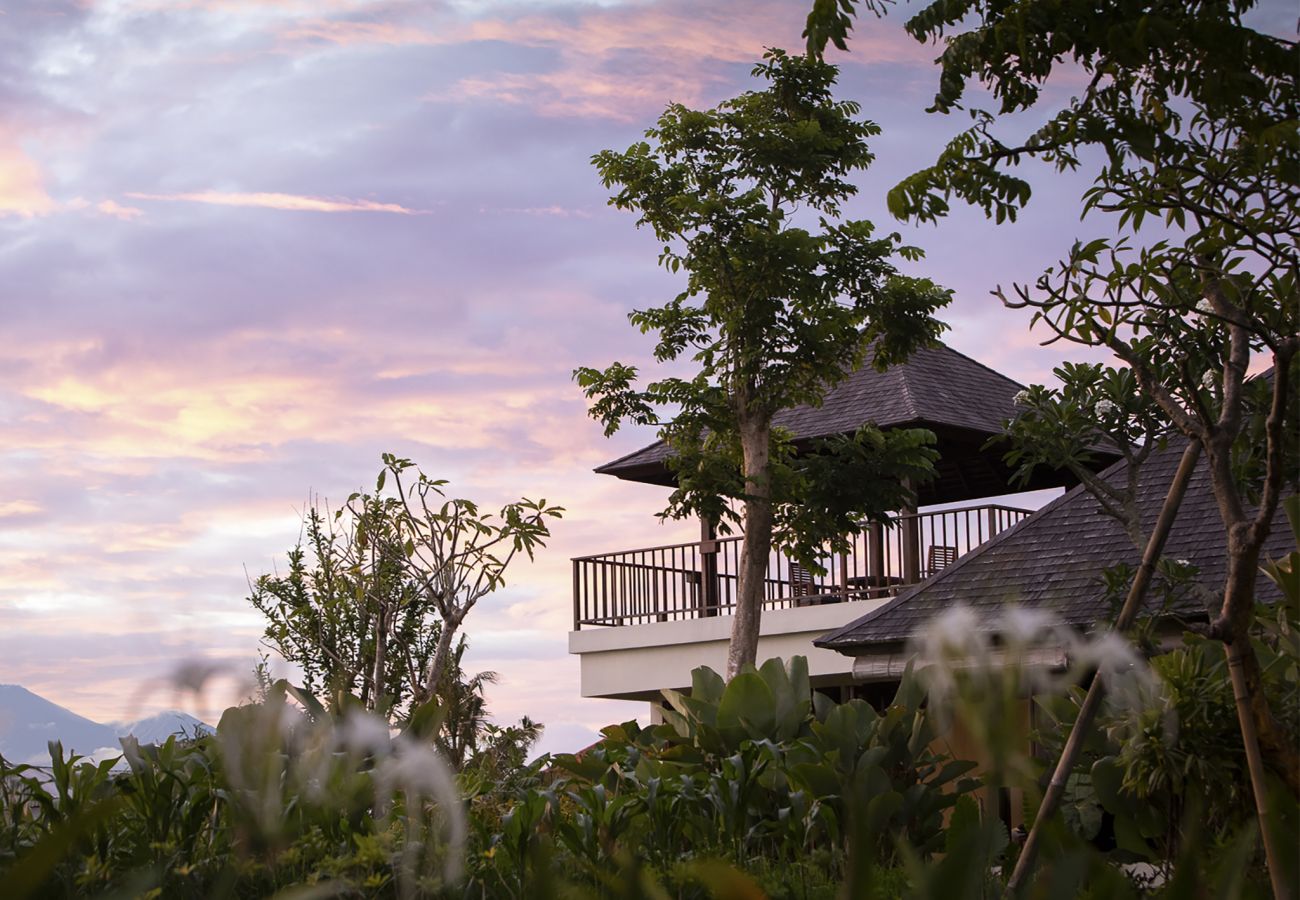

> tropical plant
[374,454,562,702]
[0,689,465,899]
[250,457,561,720]
[249,500,434,716]
[523,657,979,891]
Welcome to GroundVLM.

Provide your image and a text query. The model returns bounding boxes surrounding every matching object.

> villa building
[567,342,1117,707]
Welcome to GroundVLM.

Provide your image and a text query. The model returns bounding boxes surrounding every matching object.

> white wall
[568,599,889,700]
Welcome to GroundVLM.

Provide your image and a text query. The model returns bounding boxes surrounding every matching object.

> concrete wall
[568,599,889,701]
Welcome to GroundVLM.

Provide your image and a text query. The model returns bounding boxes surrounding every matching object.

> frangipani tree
[251,457,562,722]
[577,50,949,678]
[376,454,563,703]
[807,0,1299,891]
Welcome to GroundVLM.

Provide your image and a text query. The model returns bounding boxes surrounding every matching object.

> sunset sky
[3,0,1291,755]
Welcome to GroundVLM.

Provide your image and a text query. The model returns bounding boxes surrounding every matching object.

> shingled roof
[815,436,1295,653]
[594,341,1117,504]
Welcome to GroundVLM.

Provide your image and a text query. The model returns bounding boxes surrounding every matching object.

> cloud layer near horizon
[8,0,1277,755]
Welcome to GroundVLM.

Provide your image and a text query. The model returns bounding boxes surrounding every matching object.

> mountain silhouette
[0,684,210,765]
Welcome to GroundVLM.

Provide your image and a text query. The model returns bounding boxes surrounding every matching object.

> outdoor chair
[789,562,823,606]
[923,545,958,579]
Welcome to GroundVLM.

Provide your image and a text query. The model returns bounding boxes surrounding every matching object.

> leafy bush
[464,657,978,896]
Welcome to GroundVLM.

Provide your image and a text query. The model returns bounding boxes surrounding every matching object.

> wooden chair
[923,545,958,579]
[789,562,820,606]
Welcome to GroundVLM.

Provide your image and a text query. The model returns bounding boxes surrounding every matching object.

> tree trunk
[1213,537,1300,795]
[1216,537,1298,900]
[423,618,460,705]
[727,415,773,680]
[1006,440,1201,896]
[371,604,386,712]
[1226,637,1294,900]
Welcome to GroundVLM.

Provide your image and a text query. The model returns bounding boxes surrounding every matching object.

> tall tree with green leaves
[806,1,1299,892]
[576,50,949,678]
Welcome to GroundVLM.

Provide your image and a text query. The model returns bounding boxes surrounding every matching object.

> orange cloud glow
[9,326,593,467]
[96,199,145,220]
[0,500,42,519]
[0,142,57,218]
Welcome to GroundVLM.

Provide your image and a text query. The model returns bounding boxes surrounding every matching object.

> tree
[249,498,436,716]
[807,0,1299,892]
[250,457,562,721]
[377,455,562,702]
[576,50,949,679]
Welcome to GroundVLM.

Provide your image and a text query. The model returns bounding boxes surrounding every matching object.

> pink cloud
[479,204,593,219]
[95,198,145,220]
[126,190,422,214]
[275,1,934,121]
[0,141,57,218]
[281,17,437,47]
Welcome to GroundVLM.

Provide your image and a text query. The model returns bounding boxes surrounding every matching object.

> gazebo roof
[594,341,1115,505]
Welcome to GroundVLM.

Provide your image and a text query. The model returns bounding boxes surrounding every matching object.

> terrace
[573,503,1031,629]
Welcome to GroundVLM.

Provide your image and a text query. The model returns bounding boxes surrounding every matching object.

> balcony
[572,504,1030,630]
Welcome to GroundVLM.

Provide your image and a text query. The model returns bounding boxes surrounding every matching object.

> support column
[700,515,720,617]
[901,479,921,584]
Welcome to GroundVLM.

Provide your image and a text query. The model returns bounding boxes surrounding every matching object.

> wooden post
[839,551,850,602]
[572,559,581,630]
[700,515,720,617]
[901,509,921,584]
[867,522,884,593]
[900,477,921,584]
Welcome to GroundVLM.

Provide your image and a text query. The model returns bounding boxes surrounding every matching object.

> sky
[2,0,1289,756]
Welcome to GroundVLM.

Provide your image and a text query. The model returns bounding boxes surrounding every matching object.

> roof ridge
[896,359,918,419]
[813,454,1132,649]
[934,342,1029,393]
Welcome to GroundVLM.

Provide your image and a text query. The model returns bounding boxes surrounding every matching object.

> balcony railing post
[867,522,883,589]
[573,559,581,630]
[902,514,921,585]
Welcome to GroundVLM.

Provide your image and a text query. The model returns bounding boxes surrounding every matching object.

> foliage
[577,49,948,673]
[1032,625,1300,871]
[2,648,1290,899]
[466,656,978,896]
[250,501,435,717]
[806,0,1298,881]
[0,687,466,899]
[997,363,1168,545]
[250,458,561,721]
[881,0,1298,587]
[374,455,562,704]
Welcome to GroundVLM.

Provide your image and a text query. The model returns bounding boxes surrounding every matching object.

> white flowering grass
[211,688,466,896]
[909,604,1163,788]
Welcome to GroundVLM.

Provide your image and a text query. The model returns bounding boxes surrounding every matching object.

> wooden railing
[572,504,1030,629]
